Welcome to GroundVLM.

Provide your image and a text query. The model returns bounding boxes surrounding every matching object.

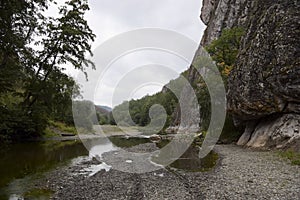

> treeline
[113,89,178,128]
[111,27,244,139]
[0,0,95,140]
[95,105,115,125]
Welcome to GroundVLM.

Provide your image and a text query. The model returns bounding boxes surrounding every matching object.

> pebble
[35,144,300,199]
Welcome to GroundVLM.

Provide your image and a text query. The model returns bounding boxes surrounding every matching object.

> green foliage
[203,27,245,139]
[0,0,95,139]
[43,127,58,138]
[206,27,244,66]
[48,120,77,134]
[205,27,244,84]
[0,104,47,139]
[98,115,108,125]
[279,150,300,166]
[110,56,219,132]
[112,89,178,128]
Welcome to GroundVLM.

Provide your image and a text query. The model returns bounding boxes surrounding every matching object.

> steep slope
[227,0,300,151]
[168,0,251,134]
[197,0,300,151]
[112,0,299,151]
[95,105,112,114]
[200,0,250,46]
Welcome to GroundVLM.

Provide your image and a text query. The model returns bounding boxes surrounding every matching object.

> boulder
[149,134,162,143]
[227,1,300,121]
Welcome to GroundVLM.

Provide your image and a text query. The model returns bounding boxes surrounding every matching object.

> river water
[0,136,218,200]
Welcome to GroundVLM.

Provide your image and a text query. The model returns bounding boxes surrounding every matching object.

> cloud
[73,0,205,107]
[87,0,204,46]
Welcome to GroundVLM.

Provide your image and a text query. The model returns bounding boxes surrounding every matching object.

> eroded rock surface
[244,114,300,151]
[227,0,300,120]
[200,0,250,46]
[198,0,300,150]
[226,0,300,150]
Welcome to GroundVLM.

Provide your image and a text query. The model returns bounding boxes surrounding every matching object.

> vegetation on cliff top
[205,27,244,85]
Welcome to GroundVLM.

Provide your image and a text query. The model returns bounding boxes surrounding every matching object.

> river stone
[165,126,179,134]
[149,134,161,142]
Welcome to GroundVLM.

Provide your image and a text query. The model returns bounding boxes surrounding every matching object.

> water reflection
[83,138,118,158]
[0,140,87,200]
[0,141,87,188]
[0,137,132,199]
[0,136,218,199]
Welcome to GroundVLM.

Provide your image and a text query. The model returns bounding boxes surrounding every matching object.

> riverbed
[0,135,218,199]
[40,144,300,200]
[1,133,299,199]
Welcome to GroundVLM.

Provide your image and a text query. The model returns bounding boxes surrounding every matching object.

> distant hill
[94,105,114,125]
[95,105,112,114]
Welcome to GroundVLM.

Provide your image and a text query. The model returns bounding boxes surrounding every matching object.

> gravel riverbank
[38,144,300,200]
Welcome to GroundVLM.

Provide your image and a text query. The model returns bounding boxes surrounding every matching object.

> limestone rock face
[200,0,250,46]
[236,121,257,146]
[168,0,300,150]
[200,0,300,150]
[225,0,300,150]
[228,0,300,151]
[241,114,300,152]
[227,0,300,121]
[169,0,249,132]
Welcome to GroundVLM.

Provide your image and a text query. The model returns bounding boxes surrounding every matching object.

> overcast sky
[58,0,206,107]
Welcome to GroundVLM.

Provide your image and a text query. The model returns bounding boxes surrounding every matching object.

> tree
[205,27,245,141]
[205,27,244,83]
[0,0,95,139]
[22,0,95,109]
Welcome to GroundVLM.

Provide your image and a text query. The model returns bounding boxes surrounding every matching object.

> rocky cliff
[197,0,300,151]
[167,0,252,134]
[200,0,250,46]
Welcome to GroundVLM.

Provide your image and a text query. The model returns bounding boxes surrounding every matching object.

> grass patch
[76,127,94,134]
[49,120,77,134]
[279,150,300,165]
[43,127,58,138]
[23,188,53,199]
[44,120,95,137]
